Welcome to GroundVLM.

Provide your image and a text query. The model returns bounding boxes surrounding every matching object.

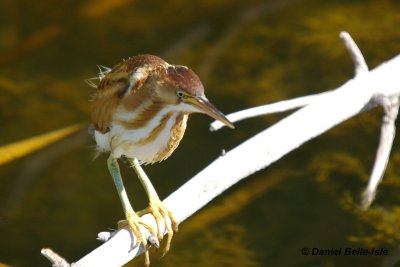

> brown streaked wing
[91,72,130,133]
[91,55,167,134]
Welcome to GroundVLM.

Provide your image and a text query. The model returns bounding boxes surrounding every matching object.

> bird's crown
[89,54,205,100]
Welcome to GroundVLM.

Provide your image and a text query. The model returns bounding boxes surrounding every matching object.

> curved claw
[138,200,179,256]
[117,212,156,267]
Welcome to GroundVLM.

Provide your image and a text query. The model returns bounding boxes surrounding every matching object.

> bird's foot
[137,198,178,256]
[118,212,157,267]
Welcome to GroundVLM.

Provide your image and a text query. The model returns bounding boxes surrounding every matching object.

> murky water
[1,0,400,266]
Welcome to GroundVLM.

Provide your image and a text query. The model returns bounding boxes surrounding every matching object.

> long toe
[118,212,156,266]
[146,200,177,256]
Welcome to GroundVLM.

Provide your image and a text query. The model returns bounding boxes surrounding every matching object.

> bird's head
[98,54,234,130]
[162,63,234,129]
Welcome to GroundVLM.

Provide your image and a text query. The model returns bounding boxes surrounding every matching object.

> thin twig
[339,31,369,76]
[41,248,71,267]
[210,91,332,131]
[362,94,399,209]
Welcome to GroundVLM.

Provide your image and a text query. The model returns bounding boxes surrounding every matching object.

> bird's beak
[189,96,235,129]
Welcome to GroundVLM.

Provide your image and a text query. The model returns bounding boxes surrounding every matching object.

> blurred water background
[1,0,400,266]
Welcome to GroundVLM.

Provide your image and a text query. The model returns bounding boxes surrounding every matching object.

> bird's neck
[153,112,188,162]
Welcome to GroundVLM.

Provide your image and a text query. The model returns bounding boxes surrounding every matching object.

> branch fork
[212,31,399,210]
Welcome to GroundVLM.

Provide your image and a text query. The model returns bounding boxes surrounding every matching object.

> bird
[89,54,234,266]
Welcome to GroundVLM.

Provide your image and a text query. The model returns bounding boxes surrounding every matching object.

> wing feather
[90,55,167,133]
[91,71,130,133]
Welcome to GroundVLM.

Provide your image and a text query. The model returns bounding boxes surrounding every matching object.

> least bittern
[90,54,234,265]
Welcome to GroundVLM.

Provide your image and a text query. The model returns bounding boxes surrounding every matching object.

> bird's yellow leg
[107,155,155,266]
[129,157,178,256]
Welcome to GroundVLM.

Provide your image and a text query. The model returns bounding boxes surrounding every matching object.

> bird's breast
[95,107,188,164]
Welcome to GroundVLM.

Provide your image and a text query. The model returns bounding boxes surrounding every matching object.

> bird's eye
[177,91,187,99]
